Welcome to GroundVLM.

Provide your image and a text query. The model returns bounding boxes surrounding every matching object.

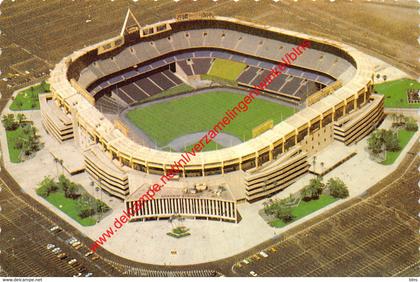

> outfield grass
[270,195,337,228]
[44,190,96,226]
[126,91,294,147]
[144,83,194,101]
[374,78,420,108]
[382,129,416,165]
[208,59,247,81]
[10,83,50,111]
[5,127,25,163]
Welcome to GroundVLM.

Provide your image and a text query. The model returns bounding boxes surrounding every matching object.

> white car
[242,259,250,265]
[67,238,78,245]
[85,273,93,277]
[46,244,55,250]
[84,251,93,257]
[52,247,61,254]
[250,271,258,277]
[259,251,268,258]
[68,259,77,265]
[49,226,61,232]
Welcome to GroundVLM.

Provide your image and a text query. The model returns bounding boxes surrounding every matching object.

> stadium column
[269,144,273,161]
[255,153,259,168]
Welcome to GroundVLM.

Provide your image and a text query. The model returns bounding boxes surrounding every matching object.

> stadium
[42,11,384,223]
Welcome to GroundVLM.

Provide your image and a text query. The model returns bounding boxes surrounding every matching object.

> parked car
[57,253,67,260]
[85,273,93,277]
[49,226,62,233]
[84,251,93,257]
[52,247,61,254]
[259,251,268,258]
[91,255,99,261]
[72,241,82,249]
[250,271,258,277]
[46,244,55,250]
[66,238,78,245]
[68,259,77,265]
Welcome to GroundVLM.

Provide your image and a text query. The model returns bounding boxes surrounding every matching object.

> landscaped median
[2,113,41,163]
[374,78,420,108]
[262,177,349,228]
[9,81,50,111]
[367,114,418,165]
[36,175,110,226]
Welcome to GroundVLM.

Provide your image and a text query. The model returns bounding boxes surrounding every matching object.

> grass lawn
[270,194,337,228]
[374,78,420,108]
[126,91,294,147]
[6,127,25,163]
[44,190,96,226]
[208,58,247,81]
[144,84,194,101]
[10,83,49,111]
[382,129,416,165]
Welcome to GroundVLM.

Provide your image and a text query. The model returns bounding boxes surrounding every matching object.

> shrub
[2,114,19,131]
[404,117,418,132]
[301,177,324,201]
[327,178,349,199]
[36,176,58,197]
[382,130,400,151]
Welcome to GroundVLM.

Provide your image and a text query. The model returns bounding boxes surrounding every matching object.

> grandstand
[43,12,383,212]
[82,49,334,111]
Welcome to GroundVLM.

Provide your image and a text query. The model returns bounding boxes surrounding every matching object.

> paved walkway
[1,86,419,266]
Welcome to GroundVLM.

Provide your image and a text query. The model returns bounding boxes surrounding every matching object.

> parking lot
[229,144,419,277]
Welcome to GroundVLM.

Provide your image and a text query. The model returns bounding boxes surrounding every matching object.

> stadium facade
[41,11,384,223]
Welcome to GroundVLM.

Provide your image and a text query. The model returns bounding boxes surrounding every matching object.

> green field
[382,129,416,165]
[126,91,294,147]
[6,127,25,163]
[270,194,337,228]
[374,78,420,108]
[207,59,247,81]
[45,190,97,226]
[10,82,50,111]
[143,83,194,102]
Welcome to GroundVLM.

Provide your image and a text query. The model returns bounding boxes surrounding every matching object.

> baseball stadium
[41,11,384,223]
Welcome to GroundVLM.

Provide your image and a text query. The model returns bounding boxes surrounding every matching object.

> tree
[16,113,26,125]
[65,183,80,199]
[274,205,294,223]
[382,130,400,152]
[404,117,418,132]
[96,199,110,213]
[36,176,58,197]
[78,194,96,218]
[376,73,380,79]
[2,114,18,131]
[301,177,324,201]
[367,130,385,156]
[382,74,387,81]
[41,80,50,92]
[327,178,349,199]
